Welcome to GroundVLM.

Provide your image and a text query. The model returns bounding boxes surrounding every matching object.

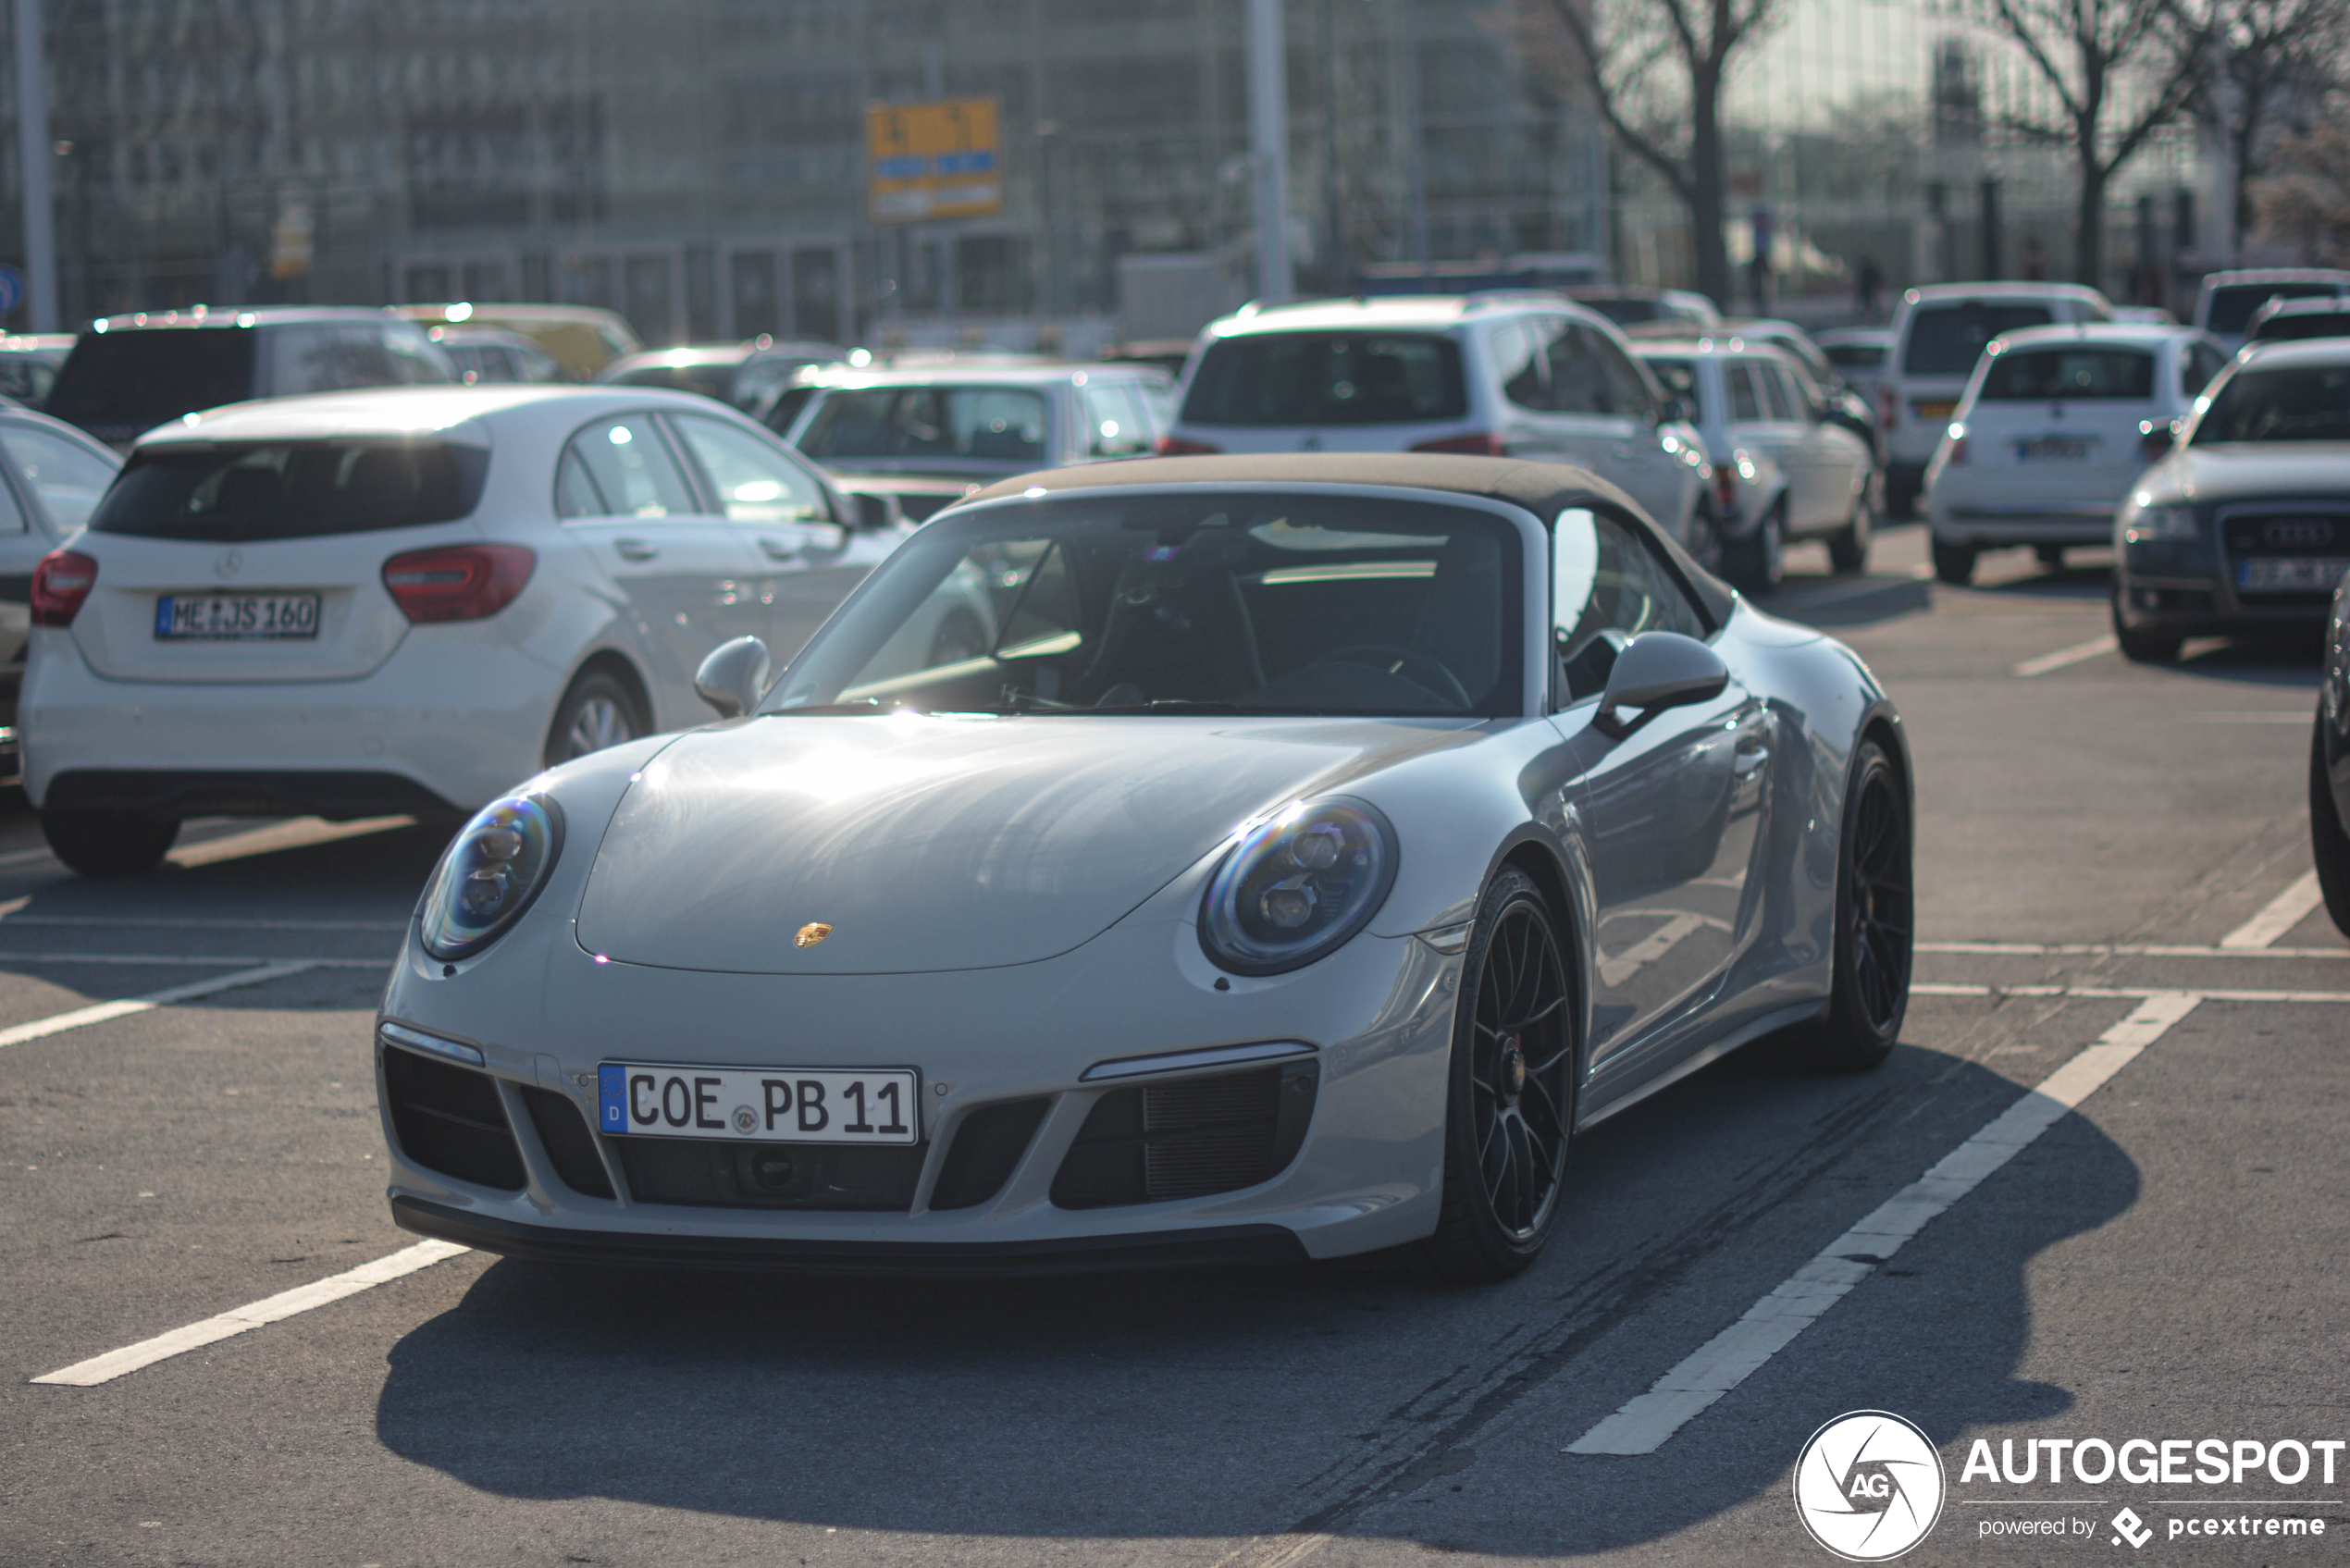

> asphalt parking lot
[2,524,2343,1568]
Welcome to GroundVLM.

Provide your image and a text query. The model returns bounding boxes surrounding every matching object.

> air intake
[1051,1058,1317,1209]
[382,1045,526,1192]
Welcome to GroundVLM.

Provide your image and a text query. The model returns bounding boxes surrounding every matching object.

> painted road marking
[31,1241,470,1388]
[2189,711,2317,724]
[165,815,414,870]
[0,962,319,1051]
[1565,993,2202,1456]
[2222,871,2324,949]
[2012,635,2117,677]
[1921,941,2344,959]
[0,951,383,969]
[1915,982,2350,1004]
[0,913,407,932]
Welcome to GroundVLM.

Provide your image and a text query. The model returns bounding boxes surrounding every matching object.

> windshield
[794,385,1049,465]
[768,490,1525,718]
[48,329,256,437]
[1903,304,2054,376]
[2208,282,2343,336]
[1181,332,1467,426]
[607,362,739,401]
[2192,364,2350,444]
[2251,309,2350,343]
[1979,348,2154,401]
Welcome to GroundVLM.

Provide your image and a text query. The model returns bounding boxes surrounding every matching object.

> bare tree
[2191,0,2350,239]
[1505,0,1785,307]
[1976,0,2201,287]
[2254,117,2350,261]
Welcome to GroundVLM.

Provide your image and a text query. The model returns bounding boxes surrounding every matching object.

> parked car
[0,408,121,775]
[20,385,916,874]
[597,340,845,413]
[2312,564,2350,938]
[1699,317,1887,481]
[2247,296,2350,345]
[1634,337,1876,586]
[0,333,76,406]
[428,325,565,386]
[2110,339,2350,661]
[392,303,641,381]
[1880,283,2112,517]
[372,452,1911,1281]
[2193,268,2350,354]
[1558,286,1723,330]
[779,362,1173,521]
[1926,323,2229,584]
[46,307,456,451]
[1162,295,1711,551]
[1815,327,1892,414]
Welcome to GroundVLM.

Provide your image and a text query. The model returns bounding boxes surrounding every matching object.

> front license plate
[2238,557,2350,592]
[598,1063,920,1144]
[2016,436,2096,462]
[155,592,321,640]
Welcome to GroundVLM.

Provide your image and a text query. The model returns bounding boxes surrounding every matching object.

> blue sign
[0,266,24,317]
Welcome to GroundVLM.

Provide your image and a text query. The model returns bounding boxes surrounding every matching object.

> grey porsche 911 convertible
[377,454,1911,1281]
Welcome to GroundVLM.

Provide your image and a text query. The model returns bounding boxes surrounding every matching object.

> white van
[1881,283,2110,515]
[2193,268,2350,354]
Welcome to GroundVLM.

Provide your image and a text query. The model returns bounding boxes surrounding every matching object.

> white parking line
[2221,871,2324,949]
[1565,993,2202,1456]
[31,1240,470,1388]
[0,951,384,968]
[1915,982,2350,1003]
[0,962,319,1051]
[0,915,408,932]
[1921,941,2344,959]
[2012,635,2117,678]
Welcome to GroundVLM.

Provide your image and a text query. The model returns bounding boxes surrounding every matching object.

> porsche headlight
[419,794,564,961]
[1199,799,1397,975]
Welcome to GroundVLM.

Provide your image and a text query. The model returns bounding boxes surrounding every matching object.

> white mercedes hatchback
[21,384,914,874]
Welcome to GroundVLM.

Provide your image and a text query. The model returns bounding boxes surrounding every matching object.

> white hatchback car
[1923,323,2229,584]
[1162,296,1710,548]
[21,385,915,874]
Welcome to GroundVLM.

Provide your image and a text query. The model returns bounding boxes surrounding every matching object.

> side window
[1552,508,1709,705]
[1776,363,1824,420]
[557,414,697,520]
[1589,332,1656,420]
[1727,364,1765,423]
[1490,320,1545,410]
[0,424,116,532]
[1543,321,1614,415]
[667,412,829,524]
[1081,382,1151,457]
[2184,343,2224,396]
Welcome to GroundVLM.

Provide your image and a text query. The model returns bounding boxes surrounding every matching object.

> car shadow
[370,1043,2136,1549]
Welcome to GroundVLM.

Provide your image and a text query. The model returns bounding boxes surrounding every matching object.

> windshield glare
[769,491,1525,718]
[795,385,1049,464]
[2192,364,2350,444]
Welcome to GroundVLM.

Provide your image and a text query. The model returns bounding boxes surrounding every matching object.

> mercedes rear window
[1902,304,2054,376]
[1181,332,1467,426]
[1979,348,2155,401]
[47,330,256,435]
[2192,364,2350,445]
[2208,283,2344,336]
[89,441,489,541]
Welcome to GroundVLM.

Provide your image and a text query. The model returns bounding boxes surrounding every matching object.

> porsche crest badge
[795,922,833,949]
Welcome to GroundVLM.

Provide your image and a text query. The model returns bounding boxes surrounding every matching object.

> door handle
[758,537,799,562]
[612,538,659,562]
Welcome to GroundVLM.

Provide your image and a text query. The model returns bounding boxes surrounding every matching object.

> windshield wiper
[767,698,887,716]
[1040,699,1327,715]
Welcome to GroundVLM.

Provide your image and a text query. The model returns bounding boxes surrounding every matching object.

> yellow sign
[867,97,1002,224]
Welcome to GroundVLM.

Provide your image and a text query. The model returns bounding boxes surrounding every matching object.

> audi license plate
[2016,435,2096,462]
[2237,557,2350,592]
[155,593,320,640]
[598,1063,920,1144]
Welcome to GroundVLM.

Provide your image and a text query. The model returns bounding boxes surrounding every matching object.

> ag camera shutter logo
[1794,1410,1947,1561]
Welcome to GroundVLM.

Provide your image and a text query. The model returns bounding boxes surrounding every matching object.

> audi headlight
[419,794,564,961]
[1199,799,1397,975]
[2125,499,2197,541]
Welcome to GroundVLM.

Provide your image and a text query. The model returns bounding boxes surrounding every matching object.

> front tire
[1826,490,1872,574]
[1727,504,1785,592]
[42,810,179,876]
[1930,536,1975,586]
[1420,868,1577,1284]
[2310,719,2350,939]
[1795,739,1911,1071]
[2110,583,2182,663]
[544,668,649,768]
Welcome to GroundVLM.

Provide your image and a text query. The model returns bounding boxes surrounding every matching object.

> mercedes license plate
[155,593,321,640]
[598,1063,920,1143]
[2237,557,2350,593]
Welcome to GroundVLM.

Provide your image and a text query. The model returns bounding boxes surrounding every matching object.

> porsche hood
[570,714,1471,974]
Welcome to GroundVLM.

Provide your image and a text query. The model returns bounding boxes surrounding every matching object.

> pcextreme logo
[1795,1410,1948,1561]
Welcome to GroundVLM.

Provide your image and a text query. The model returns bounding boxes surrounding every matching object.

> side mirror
[843,489,903,531]
[694,636,773,720]
[1656,395,1693,426]
[1595,631,1729,735]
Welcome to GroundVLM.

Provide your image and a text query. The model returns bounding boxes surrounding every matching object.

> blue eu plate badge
[598,1064,627,1132]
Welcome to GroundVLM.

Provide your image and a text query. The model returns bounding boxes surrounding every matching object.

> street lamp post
[1245,0,1292,301]
[13,0,57,330]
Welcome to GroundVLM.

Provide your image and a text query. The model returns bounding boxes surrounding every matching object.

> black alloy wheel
[1799,738,1911,1070]
[1422,868,1577,1283]
[2308,719,2350,940]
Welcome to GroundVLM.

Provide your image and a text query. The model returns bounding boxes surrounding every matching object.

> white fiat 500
[375,453,1913,1282]
[1923,323,2228,584]
[21,385,914,874]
